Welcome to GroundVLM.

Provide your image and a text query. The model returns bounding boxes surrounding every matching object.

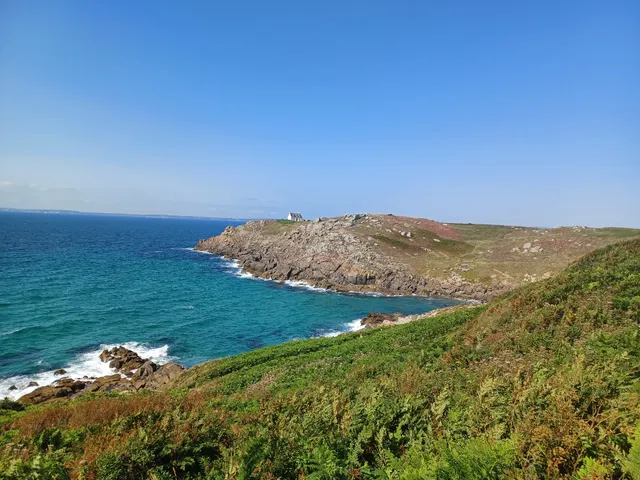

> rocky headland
[18,346,185,405]
[194,214,640,302]
[195,215,497,301]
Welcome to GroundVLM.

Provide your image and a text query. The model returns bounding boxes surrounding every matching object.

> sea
[0,212,459,399]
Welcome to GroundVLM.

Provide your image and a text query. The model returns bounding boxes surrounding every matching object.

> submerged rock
[54,369,67,375]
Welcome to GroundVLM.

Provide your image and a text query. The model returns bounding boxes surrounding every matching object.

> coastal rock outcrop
[19,347,185,405]
[99,346,146,374]
[136,362,185,390]
[360,312,402,329]
[20,379,88,405]
[194,215,503,301]
[194,214,639,301]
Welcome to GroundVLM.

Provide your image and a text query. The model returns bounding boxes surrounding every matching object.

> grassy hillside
[354,215,640,287]
[1,239,639,479]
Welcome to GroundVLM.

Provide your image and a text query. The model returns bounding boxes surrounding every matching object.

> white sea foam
[185,250,258,281]
[0,342,174,401]
[318,318,365,338]
[345,289,410,298]
[185,247,214,255]
[224,259,242,272]
[237,271,257,279]
[284,280,331,293]
[0,327,24,337]
[345,318,366,332]
[193,251,410,300]
[185,248,254,281]
[348,290,385,297]
[321,331,343,338]
[231,268,388,298]
[220,258,253,279]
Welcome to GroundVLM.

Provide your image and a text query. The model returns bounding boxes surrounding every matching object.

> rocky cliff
[196,216,496,300]
[195,214,640,302]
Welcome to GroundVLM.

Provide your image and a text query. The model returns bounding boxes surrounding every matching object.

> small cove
[0,212,460,398]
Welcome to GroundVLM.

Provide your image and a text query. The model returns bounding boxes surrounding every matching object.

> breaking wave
[318,318,365,338]
[0,342,173,400]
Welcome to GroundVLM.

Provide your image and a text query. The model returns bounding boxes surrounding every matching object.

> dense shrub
[0,399,24,412]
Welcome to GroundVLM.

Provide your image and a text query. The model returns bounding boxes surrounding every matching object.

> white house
[287,212,304,222]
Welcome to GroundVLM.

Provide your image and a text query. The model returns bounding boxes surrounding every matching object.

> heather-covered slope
[195,214,640,301]
[1,240,639,479]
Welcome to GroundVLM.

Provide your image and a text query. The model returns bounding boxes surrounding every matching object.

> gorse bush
[0,399,23,413]
[1,239,639,479]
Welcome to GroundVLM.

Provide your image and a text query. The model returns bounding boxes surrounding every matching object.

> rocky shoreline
[9,306,470,405]
[195,216,505,302]
[359,304,477,329]
[17,346,185,405]
[9,305,476,405]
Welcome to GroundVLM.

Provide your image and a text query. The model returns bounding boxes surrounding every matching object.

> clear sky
[1,1,638,226]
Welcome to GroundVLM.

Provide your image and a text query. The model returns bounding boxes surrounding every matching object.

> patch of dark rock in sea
[246,339,266,349]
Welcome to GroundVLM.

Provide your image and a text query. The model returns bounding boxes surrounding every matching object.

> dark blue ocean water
[0,212,458,398]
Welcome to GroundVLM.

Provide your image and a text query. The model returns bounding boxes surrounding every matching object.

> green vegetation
[360,214,640,287]
[448,223,519,242]
[263,220,299,236]
[372,231,473,256]
[0,399,23,412]
[422,233,474,255]
[1,239,639,479]
[589,228,640,239]
[372,234,422,251]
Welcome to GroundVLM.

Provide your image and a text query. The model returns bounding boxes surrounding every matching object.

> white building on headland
[287,212,304,222]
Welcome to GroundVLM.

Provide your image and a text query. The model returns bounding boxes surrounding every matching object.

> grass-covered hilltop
[1,239,640,479]
[195,214,640,301]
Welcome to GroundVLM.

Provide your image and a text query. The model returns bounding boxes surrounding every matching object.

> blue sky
[0,0,638,226]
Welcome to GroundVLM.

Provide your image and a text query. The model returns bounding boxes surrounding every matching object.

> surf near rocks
[18,346,185,405]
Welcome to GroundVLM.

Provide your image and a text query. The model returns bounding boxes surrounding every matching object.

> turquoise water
[0,212,459,398]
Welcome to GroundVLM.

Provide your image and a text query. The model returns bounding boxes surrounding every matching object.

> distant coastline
[0,207,252,223]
